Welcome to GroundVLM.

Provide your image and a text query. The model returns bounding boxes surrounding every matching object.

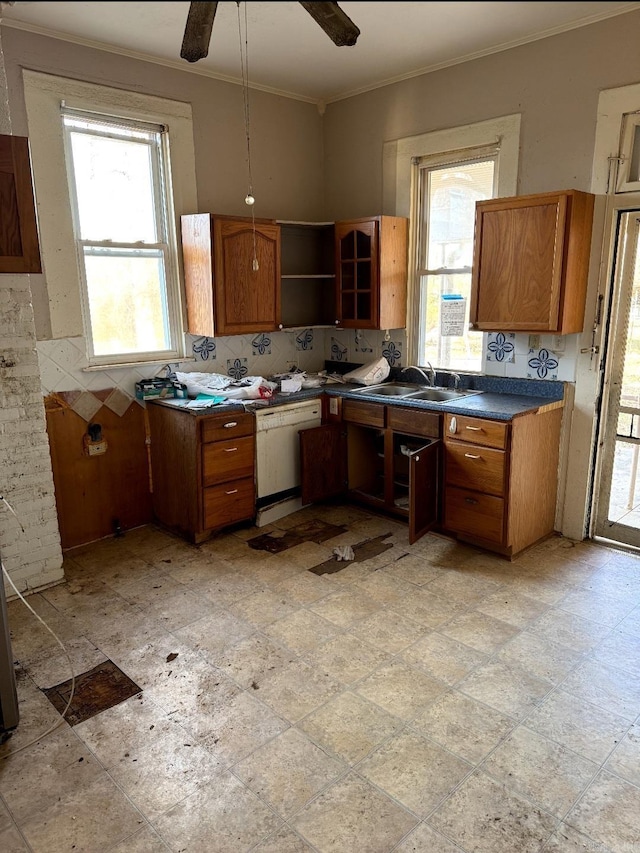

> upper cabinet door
[181,214,280,338]
[0,135,42,274]
[470,190,594,334]
[335,216,408,331]
[214,218,280,336]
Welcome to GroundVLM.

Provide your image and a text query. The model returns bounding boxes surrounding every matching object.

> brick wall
[0,275,64,595]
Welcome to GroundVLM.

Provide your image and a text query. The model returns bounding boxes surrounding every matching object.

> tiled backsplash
[36,327,578,402]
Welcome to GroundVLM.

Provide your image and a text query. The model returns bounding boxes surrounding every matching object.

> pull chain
[236,1,258,271]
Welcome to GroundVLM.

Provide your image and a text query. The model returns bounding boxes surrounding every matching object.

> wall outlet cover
[528,334,541,349]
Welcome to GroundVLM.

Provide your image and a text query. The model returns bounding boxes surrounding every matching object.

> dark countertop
[148,379,564,422]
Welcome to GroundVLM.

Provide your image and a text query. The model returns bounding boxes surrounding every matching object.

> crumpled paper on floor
[333,545,355,561]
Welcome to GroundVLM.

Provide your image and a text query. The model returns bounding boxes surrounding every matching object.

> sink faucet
[402,363,435,387]
[449,372,461,390]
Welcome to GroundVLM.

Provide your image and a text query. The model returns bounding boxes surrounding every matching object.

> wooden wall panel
[45,399,152,549]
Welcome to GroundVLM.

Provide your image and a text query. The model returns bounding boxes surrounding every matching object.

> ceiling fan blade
[299,2,360,47]
[180,1,218,63]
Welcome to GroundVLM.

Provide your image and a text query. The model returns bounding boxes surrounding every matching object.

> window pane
[69,131,158,242]
[84,249,169,356]
[425,160,494,270]
[420,272,482,371]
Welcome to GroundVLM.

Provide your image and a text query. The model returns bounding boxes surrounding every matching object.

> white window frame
[414,144,499,372]
[22,70,198,367]
[383,114,520,369]
[62,108,182,365]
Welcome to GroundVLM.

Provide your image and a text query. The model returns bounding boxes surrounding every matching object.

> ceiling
[1,1,639,103]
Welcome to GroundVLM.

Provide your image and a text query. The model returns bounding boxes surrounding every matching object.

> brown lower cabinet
[300,399,441,545]
[443,407,563,557]
[147,402,256,544]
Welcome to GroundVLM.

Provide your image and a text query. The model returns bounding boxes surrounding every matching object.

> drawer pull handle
[224,447,238,452]
[465,426,483,431]
[223,422,238,428]
[225,489,238,495]
[464,453,481,459]
[465,497,478,505]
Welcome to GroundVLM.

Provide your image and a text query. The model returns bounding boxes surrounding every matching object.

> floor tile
[590,628,640,675]
[411,689,515,764]
[358,729,471,817]
[604,721,640,786]
[308,587,382,628]
[228,589,301,627]
[542,823,613,852]
[256,659,343,722]
[380,553,441,586]
[564,770,640,853]
[476,589,549,628]
[305,633,389,684]
[350,608,426,654]
[107,727,223,820]
[253,826,314,852]
[525,689,631,764]
[528,609,612,653]
[354,570,417,604]
[234,727,345,818]
[214,632,296,689]
[440,610,519,654]
[392,587,465,629]
[20,775,145,853]
[0,826,30,853]
[272,570,338,604]
[561,658,640,720]
[291,772,418,853]
[172,609,255,659]
[400,631,487,684]
[425,570,503,606]
[495,631,583,684]
[106,826,171,852]
[428,770,558,853]
[298,690,402,764]
[202,689,289,767]
[483,726,597,818]
[356,660,447,720]
[23,635,107,690]
[458,659,552,720]
[263,608,339,654]
[152,771,281,852]
[394,821,462,852]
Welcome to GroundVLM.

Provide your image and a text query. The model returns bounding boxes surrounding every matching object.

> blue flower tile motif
[227,358,248,381]
[296,329,313,351]
[487,332,515,363]
[331,337,348,362]
[527,348,559,379]
[355,331,373,353]
[382,341,402,366]
[193,337,216,360]
[252,333,271,356]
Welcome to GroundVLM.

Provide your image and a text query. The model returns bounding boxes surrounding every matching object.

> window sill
[82,356,196,372]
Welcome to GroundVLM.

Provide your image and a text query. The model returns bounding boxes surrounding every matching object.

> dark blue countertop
[148,378,564,422]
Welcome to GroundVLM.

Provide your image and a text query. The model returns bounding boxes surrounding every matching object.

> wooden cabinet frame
[0,135,42,274]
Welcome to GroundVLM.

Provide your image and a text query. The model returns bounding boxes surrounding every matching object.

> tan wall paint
[322,9,640,219]
[0,27,325,339]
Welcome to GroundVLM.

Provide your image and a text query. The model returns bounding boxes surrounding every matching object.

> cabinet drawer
[445,442,506,497]
[201,412,254,443]
[444,414,508,449]
[343,399,385,428]
[202,436,254,487]
[445,486,505,544]
[388,407,440,439]
[203,477,255,529]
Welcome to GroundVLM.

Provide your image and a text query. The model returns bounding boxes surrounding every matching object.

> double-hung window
[62,108,182,365]
[414,145,498,372]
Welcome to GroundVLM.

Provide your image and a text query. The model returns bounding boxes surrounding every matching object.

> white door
[593,209,640,546]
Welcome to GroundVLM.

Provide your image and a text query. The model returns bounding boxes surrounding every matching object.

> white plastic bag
[175,372,276,400]
[343,357,390,386]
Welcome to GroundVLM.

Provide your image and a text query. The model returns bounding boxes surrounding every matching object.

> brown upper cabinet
[0,135,42,274]
[181,213,281,337]
[470,189,595,334]
[335,215,408,330]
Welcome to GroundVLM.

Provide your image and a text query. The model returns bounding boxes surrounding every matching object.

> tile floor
[1,503,640,852]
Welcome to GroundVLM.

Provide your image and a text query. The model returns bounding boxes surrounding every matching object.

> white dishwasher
[255,399,322,525]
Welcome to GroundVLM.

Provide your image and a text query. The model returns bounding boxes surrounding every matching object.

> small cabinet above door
[335,215,408,330]
[470,189,595,334]
[181,213,280,337]
[0,135,42,274]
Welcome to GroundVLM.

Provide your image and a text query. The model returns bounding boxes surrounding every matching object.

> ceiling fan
[180,1,360,63]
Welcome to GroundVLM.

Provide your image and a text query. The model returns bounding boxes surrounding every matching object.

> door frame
[588,199,640,542]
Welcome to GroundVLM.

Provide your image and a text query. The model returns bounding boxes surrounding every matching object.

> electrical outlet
[552,335,566,352]
[329,397,339,416]
[87,440,107,456]
[528,334,540,350]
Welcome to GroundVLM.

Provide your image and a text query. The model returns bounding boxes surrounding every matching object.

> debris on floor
[43,660,142,726]
[247,519,347,553]
[310,533,394,574]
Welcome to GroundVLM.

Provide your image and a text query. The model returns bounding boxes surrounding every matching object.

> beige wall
[322,9,640,219]
[1,27,325,339]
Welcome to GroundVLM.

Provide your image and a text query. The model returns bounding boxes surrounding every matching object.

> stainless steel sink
[353,383,423,396]
[351,382,483,403]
